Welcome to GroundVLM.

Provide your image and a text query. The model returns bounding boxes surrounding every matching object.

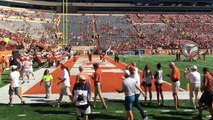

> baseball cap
[124,70,130,76]
[11,65,17,69]
[169,62,175,66]
[191,65,197,70]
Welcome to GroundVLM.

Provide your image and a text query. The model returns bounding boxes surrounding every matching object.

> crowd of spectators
[0,6,61,51]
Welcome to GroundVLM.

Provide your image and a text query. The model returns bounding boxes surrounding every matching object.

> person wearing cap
[129,62,148,120]
[117,70,147,120]
[73,75,91,120]
[40,69,53,99]
[184,65,201,109]
[8,65,25,106]
[54,64,73,108]
[92,63,107,109]
[142,64,153,105]
[168,62,180,109]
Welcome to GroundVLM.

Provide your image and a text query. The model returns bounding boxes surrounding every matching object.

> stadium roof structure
[0,0,212,12]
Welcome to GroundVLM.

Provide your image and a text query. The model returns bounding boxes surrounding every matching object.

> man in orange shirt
[92,63,107,109]
[168,62,180,109]
[76,66,92,87]
[194,67,213,120]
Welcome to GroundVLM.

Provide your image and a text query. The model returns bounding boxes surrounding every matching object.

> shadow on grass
[23,95,45,99]
[29,103,75,108]
[150,115,193,120]
[89,113,125,120]
[35,110,71,115]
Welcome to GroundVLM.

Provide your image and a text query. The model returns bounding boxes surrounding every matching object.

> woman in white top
[154,63,164,106]
[142,64,153,105]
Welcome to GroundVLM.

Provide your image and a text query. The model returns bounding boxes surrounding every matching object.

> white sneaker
[143,117,148,120]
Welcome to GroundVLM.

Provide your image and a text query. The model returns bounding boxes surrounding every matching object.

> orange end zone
[24,56,173,95]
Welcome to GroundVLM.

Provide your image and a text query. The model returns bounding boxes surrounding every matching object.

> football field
[0,55,212,120]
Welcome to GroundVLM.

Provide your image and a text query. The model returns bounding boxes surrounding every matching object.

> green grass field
[119,55,213,90]
[0,100,210,120]
[0,55,212,120]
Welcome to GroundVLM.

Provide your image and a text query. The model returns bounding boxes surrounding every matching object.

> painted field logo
[182,43,199,60]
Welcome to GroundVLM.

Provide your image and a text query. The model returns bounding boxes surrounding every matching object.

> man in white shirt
[117,70,147,120]
[8,65,25,106]
[129,63,147,120]
[184,65,201,109]
[54,64,73,108]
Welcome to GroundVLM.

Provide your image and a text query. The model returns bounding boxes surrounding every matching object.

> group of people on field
[7,52,213,120]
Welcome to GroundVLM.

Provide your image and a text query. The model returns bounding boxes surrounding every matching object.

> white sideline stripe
[18,114,26,117]
[115,111,124,113]
[92,112,100,114]
[161,110,170,112]
[184,109,193,112]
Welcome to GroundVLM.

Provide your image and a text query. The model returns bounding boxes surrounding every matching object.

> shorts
[124,95,135,111]
[199,91,213,107]
[9,87,19,96]
[172,81,180,94]
[24,69,31,76]
[145,83,152,87]
[60,87,71,96]
[95,82,102,95]
[76,105,91,116]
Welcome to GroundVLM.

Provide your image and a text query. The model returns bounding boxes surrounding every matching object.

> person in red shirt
[76,66,92,87]
[1,55,6,72]
[194,67,213,120]
[167,62,180,109]
[87,51,92,63]
[102,52,105,62]
[92,63,107,109]
[73,52,77,62]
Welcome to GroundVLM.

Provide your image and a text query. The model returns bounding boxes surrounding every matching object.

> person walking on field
[22,57,32,82]
[167,62,180,109]
[129,63,148,120]
[154,63,164,106]
[117,70,147,120]
[184,65,201,109]
[87,51,92,63]
[40,69,53,99]
[8,65,25,106]
[75,66,92,87]
[53,64,73,108]
[92,63,107,109]
[73,75,91,120]
[194,67,213,120]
